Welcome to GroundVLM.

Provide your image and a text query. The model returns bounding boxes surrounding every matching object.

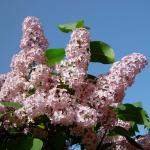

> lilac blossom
[89,53,148,125]
[0,74,6,90]
[56,28,91,87]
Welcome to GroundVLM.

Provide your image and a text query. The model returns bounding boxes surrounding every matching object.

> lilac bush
[0,16,149,150]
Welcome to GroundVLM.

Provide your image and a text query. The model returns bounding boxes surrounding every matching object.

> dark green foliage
[114,103,150,129]
[0,101,23,110]
[109,126,144,150]
[90,41,115,64]
[4,136,43,150]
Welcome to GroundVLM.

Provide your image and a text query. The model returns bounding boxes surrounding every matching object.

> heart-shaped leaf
[90,41,115,64]
[45,48,65,66]
[113,103,150,129]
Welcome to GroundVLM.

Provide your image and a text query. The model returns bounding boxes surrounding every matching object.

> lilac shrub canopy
[0,16,149,150]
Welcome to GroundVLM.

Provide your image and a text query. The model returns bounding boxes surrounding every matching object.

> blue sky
[0,0,150,135]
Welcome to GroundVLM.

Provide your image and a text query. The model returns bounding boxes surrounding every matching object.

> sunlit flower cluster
[0,16,148,150]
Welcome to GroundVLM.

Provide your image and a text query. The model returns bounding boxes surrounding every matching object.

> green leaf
[128,122,139,136]
[134,101,143,108]
[93,123,101,133]
[27,88,36,97]
[125,136,144,150]
[109,126,144,150]
[141,109,150,129]
[114,103,150,131]
[37,123,45,129]
[90,41,115,64]
[51,131,66,150]
[6,136,43,150]
[97,143,112,150]
[108,126,130,137]
[86,74,98,80]
[0,141,7,150]
[70,136,82,145]
[0,101,23,110]
[86,74,98,84]
[45,48,65,66]
[58,20,85,33]
[0,112,5,118]
[31,138,43,150]
[48,125,67,150]
[114,103,145,124]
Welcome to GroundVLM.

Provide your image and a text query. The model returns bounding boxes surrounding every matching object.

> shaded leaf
[48,125,68,150]
[97,143,112,150]
[45,48,65,66]
[27,88,36,97]
[33,115,50,130]
[108,126,130,137]
[90,41,115,64]
[51,131,66,150]
[125,136,144,150]
[37,123,45,129]
[6,136,43,150]
[0,112,5,118]
[86,74,98,80]
[114,103,150,126]
[70,136,82,145]
[86,74,98,84]
[93,123,101,133]
[128,122,139,136]
[109,126,143,150]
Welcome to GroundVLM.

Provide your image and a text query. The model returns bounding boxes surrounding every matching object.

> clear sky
[0,0,150,135]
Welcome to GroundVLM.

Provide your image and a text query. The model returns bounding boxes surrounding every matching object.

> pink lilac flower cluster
[56,28,91,87]
[0,16,149,149]
[0,74,6,90]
